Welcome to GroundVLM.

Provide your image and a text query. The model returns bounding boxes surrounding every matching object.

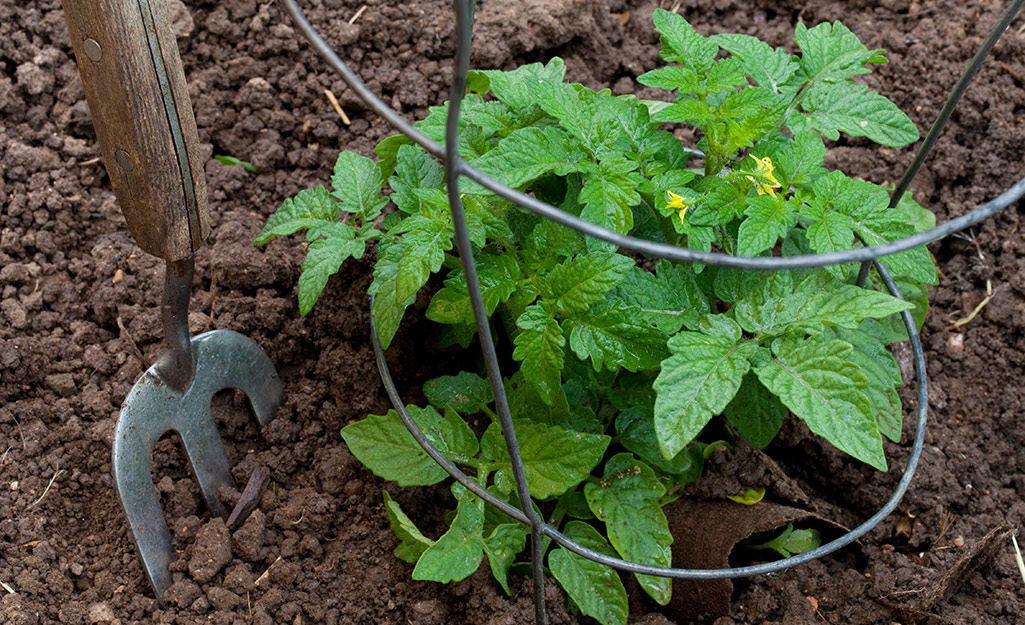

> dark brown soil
[2,0,1025,624]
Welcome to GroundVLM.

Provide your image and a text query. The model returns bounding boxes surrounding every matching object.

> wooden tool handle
[62,0,209,261]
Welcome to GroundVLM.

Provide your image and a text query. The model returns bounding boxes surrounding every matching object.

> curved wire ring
[370,259,928,581]
[279,0,1021,589]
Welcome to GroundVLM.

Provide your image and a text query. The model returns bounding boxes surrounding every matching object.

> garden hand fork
[61,0,283,601]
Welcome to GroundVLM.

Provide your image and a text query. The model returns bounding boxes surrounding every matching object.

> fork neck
[154,258,195,392]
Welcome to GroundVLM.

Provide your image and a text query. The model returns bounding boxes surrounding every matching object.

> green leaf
[374,134,415,178]
[608,95,660,154]
[847,215,937,285]
[564,491,595,520]
[550,521,629,625]
[475,58,567,115]
[654,316,758,459]
[255,185,338,245]
[695,176,747,226]
[382,490,434,563]
[565,302,669,372]
[389,145,445,214]
[727,487,766,505]
[713,34,799,94]
[724,372,788,449]
[585,454,672,605]
[340,405,478,486]
[754,335,886,470]
[615,407,704,485]
[426,254,520,325]
[748,523,822,558]
[833,327,903,443]
[297,223,364,315]
[705,57,750,91]
[543,252,635,315]
[801,81,919,147]
[638,65,702,93]
[802,173,935,284]
[895,191,935,233]
[214,154,258,173]
[370,218,452,348]
[413,492,485,582]
[481,419,610,499]
[712,265,766,303]
[737,195,798,257]
[793,285,913,334]
[761,129,828,188]
[484,523,528,595]
[423,371,495,415]
[651,98,713,127]
[718,88,788,152]
[872,279,929,341]
[612,261,709,335]
[652,9,718,73]
[534,83,622,158]
[504,371,574,428]
[513,303,566,406]
[794,21,884,84]
[462,97,519,138]
[523,218,586,273]
[732,273,912,336]
[468,126,586,190]
[800,201,856,255]
[331,151,389,220]
[579,159,642,242]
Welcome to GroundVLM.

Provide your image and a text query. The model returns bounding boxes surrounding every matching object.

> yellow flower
[666,190,689,222]
[748,155,782,197]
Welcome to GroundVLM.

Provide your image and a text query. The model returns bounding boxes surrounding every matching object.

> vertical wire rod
[858,0,1025,289]
[888,0,1025,209]
[445,0,547,622]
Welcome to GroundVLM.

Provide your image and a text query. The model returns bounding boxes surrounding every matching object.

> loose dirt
[2,0,1025,624]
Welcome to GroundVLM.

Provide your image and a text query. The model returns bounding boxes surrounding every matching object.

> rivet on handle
[83,38,102,62]
[115,149,135,172]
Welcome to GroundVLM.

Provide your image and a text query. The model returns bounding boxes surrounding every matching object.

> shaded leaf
[550,521,629,625]
[754,335,886,470]
[481,419,610,499]
[654,316,758,459]
[423,371,495,415]
[484,523,528,595]
[585,454,672,605]
[413,493,485,582]
[340,405,478,487]
[382,490,434,563]
[512,303,566,406]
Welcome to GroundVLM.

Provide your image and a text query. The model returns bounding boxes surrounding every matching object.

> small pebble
[87,602,114,623]
[343,479,363,496]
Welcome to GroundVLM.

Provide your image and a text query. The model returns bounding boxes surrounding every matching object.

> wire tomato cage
[279,0,1025,622]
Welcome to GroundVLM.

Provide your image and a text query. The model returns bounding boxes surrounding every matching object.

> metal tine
[112,266,283,602]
